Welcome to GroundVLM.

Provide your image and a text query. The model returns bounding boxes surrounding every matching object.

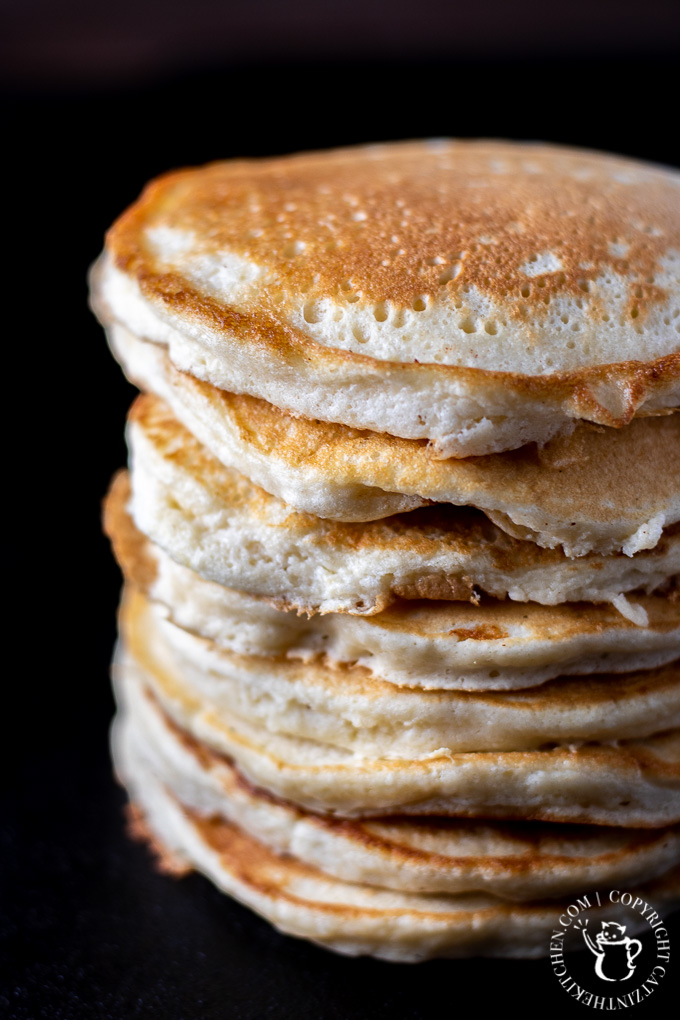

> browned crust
[119,697,680,905]
[122,585,680,720]
[124,581,680,713]
[129,392,680,569]
[103,471,158,592]
[110,339,680,527]
[105,141,680,429]
[103,464,482,611]
[188,810,680,913]
[108,263,680,430]
[322,818,680,874]
[390,575,478,603]
[124,802,191,876]
[107,474,680,640]
[159,700,680,870]
[124,791,680,922]
[130,650,680,828]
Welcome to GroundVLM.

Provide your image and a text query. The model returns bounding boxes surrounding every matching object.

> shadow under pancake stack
[92,141,680,961]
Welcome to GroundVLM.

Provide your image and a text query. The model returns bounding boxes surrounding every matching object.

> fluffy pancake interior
[124,401,680,615]
[109,323,680,553]
[113,718,680,962]
[120,587,680,758]
[114,637,680,826]
[115,680,680,901]
[105,478,680,691]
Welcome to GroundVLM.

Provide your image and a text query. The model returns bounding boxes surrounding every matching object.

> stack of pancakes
[92,141,680,961]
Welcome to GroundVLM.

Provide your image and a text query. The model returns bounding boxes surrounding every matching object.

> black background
[3,5,680,1015]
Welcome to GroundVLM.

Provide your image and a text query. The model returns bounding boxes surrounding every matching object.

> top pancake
[96,140,680,457]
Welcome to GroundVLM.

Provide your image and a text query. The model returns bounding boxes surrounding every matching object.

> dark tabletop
[3,55,679,1019]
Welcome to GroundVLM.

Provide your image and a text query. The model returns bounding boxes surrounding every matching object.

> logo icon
[579,920,642,982]
[549,890,670,1008]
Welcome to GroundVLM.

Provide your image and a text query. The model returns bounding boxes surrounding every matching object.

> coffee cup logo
[580,921,642,982]
[549,890,670,1009]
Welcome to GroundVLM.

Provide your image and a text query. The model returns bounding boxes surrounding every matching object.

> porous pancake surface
[114,729,680,961]
[96,140,680,456]
[110,326,680,548]
[115,689,680,901]
[116,649,680,826]
[105,487,680,691]
[123,400,680,614]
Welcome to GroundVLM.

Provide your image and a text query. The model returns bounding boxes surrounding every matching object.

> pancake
[109,324,680,552]
[105,485,680,691]
[92,140,680,460]
[124,398,680,615]
[115,733,680,961]
[115,649,680,827]
[121,587,680,757]
[116,688,680,900]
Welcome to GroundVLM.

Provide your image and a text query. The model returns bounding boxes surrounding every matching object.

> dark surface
[4,754,679,1020]
[3,57,679,1018]
[4,1,680,86]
